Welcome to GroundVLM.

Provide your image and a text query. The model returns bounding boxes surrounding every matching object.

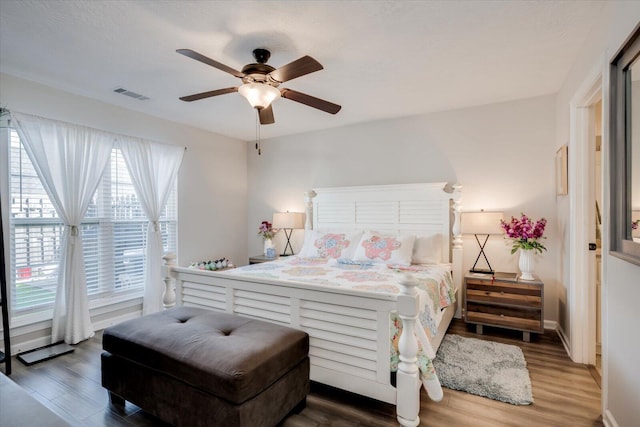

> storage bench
[101,307,309,427]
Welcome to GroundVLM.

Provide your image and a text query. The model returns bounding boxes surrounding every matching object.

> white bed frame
[164,182,462,426]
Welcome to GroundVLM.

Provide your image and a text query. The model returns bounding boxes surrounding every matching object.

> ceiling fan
[177,48,341,125]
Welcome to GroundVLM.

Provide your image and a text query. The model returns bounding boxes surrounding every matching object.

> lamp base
[469,268,495,275]
[281,228,295,256]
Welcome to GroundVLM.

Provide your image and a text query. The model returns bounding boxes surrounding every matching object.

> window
[610,23,640,265]
[7,128,177,315]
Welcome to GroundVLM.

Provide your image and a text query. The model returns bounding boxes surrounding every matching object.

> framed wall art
[556,144,568,196]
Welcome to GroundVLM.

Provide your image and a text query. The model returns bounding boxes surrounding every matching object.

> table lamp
[272,211,305,256]
[461,210,504,274]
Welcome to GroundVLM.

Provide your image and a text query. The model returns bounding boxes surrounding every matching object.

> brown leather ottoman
[101,307,309,427]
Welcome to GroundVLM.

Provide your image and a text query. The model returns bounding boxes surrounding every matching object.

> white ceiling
[0,0,604,141]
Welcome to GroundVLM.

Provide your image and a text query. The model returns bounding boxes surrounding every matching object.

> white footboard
[165,262,459,426]
[169,266,403,404]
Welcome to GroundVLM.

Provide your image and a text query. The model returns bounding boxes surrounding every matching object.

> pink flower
[258,221,276,240]
[500,213,547,254]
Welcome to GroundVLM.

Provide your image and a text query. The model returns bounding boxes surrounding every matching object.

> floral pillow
[353,232,416,266]
[299,230,362,259]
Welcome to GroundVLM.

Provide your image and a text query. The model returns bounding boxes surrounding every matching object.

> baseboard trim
[603,409,619,427]
[544,320,557,331]
[92,310,140,331]
[10,335,51,356]
[556,324,573,360]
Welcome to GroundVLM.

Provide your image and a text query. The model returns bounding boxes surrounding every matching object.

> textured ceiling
[0,0,604,141]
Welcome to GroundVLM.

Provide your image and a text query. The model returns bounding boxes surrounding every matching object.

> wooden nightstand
[249,255,278,264]
[463,272,544,342]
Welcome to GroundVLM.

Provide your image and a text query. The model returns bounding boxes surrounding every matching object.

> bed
[164,182,463,426]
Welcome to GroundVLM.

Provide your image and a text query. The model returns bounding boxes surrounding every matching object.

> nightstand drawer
[466,289,541,307]
[467,301,541,322]
[466,311,542,332]
[466,279,541,296]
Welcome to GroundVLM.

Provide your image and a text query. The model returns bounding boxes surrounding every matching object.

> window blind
[8,128,177,314]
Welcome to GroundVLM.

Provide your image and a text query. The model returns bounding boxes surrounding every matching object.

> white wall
[0,73,248,266]
[554,2,640,426]
[0,73,248,352]
[247,94,560,322]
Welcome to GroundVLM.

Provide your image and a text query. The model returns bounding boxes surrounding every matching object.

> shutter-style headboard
[304,182,462,264]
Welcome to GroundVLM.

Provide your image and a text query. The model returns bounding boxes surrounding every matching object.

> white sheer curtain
[119,137,183,315]
[12,112,114,344]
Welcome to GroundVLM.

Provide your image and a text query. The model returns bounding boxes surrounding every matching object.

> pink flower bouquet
[500,213,547,254]
[258,221,276,240]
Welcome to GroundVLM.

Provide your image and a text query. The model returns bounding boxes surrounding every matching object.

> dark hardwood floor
[3,319,603,427]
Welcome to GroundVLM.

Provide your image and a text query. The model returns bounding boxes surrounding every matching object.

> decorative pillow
[353,232,416,265]
[299,230,362,259]
[412,234,443,264]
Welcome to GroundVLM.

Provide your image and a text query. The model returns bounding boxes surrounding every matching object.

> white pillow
[299,230,363,259]
[353,232,416,265]
[412,234,443,264]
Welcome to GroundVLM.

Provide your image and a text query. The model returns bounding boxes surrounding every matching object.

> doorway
[592,99,603,383]
[567,67,604,368]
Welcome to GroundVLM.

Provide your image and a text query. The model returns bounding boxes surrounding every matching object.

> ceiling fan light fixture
[177,48,341,123]
[238,83,281,109]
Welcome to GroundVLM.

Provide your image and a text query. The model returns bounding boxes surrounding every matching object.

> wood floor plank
[5,319,603,426]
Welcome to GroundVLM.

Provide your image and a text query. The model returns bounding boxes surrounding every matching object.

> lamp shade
[238,83,281,109]
[461,211,504,235]
[272,212,305,229]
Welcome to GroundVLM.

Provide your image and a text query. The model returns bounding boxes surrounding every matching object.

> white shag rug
[433,334,533,405]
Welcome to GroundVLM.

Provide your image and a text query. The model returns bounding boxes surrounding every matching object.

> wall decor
[556,145,568,196]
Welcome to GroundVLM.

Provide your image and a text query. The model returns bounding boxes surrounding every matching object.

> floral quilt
[222,256,455,399]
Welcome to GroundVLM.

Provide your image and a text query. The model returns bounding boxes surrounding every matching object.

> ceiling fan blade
[179,87,238,102]
[176,49,245,79]
[259,105,275,125]
[269,56,323,83]
[280,89,341,114]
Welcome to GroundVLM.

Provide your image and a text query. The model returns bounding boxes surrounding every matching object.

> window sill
[10,291,144,329]
[88,290,144,310]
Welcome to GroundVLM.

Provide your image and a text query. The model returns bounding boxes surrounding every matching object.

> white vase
[263,238,275,257]
[519,249,535,281]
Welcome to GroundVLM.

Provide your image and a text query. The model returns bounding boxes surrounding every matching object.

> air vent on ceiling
[113,87,150,101]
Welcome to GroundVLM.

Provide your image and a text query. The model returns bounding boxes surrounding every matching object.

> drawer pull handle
[485,291,490,295]
[500,314,505,317]
[500,291,505,295]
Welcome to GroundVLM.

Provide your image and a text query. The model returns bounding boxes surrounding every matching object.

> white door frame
[568,57,606,365]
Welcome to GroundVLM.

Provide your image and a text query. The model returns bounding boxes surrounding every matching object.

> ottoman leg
[108,391,125,407]
[293,397,306,414]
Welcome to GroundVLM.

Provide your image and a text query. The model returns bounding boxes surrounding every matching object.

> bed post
[304,190,317,231]
[396,275,421,427]
[451,183,463,314]
[162,252,177,309]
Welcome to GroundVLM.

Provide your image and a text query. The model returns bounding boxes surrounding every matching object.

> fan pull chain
[255,110,261,155]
